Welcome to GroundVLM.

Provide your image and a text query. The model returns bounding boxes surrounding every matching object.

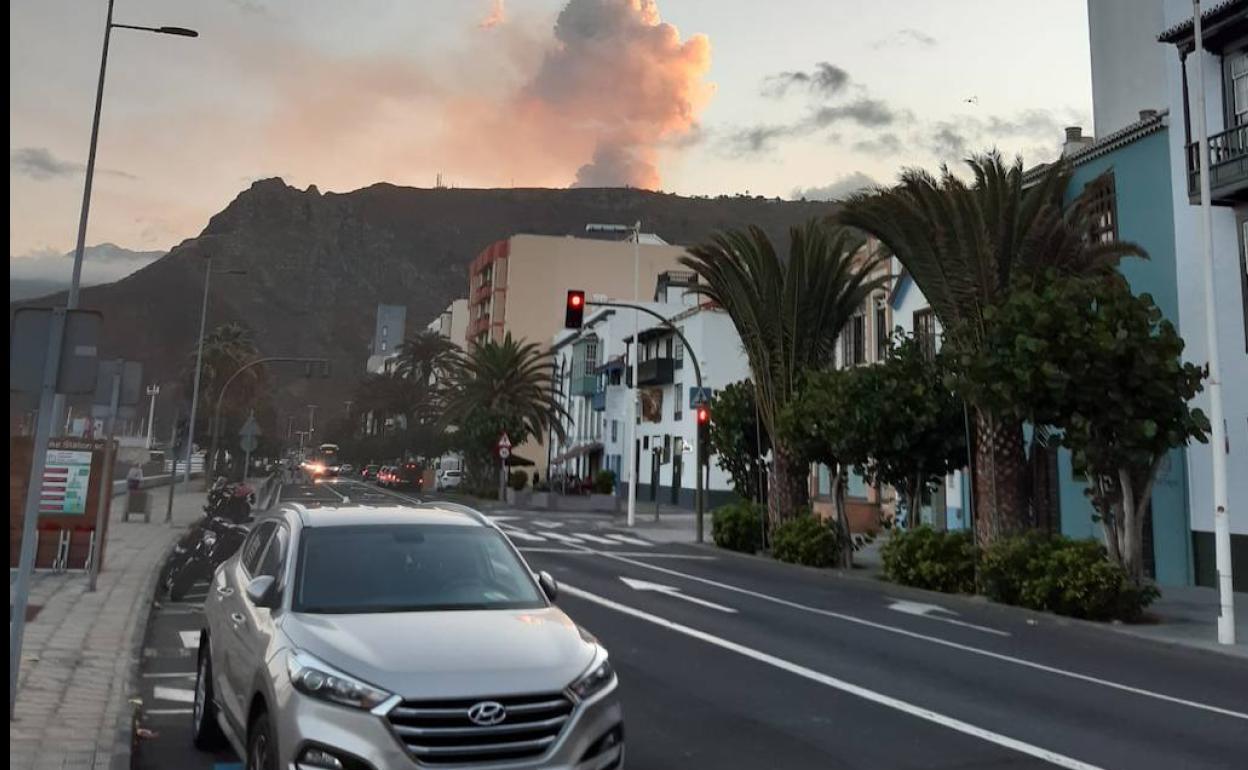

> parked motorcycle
[161,481,255,601]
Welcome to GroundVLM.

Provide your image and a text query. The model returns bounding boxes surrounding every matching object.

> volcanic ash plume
[524,0,712,189]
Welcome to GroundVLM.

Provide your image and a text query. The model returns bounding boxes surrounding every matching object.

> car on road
[436,469,463,492]
[376,466,394,487]
[361,464,379,482]
[392,461,426,491]
[191,503,623,770]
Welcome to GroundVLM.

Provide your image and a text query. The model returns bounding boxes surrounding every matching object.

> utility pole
[144,384,160,448]
[1192,0,1235,645]
[307,404,318,444]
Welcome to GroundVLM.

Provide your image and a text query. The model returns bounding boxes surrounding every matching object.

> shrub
[711,499,764,553]
[772,513,842,568]
[881,526,977,594]
[977,531,1053,606]
[593,470,616,495]
[508,470,528,491]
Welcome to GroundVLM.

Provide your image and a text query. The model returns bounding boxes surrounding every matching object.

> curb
[689,541,1248,661]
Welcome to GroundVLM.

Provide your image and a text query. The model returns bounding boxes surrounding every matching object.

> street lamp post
[183,260,247,485]
[1191,0,1235,645]
[144,384,160,448]
[586,222,642,527]
[50,0,197,435]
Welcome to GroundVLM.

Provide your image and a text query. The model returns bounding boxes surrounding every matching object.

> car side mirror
[538,571,558,603]
[245,575,279,609]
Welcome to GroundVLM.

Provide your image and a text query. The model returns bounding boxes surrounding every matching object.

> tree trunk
[767,442,809,527]
[971,409,1028,545]
[832,467,853,568]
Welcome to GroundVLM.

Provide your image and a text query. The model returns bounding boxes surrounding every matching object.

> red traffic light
[696,405,711,425]
[565,290,586,329]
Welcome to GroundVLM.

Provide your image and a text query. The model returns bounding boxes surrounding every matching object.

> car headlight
[568,652,614,701]
[287,650,392,710]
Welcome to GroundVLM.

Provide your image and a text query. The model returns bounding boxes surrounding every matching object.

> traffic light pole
[586,300,706,542]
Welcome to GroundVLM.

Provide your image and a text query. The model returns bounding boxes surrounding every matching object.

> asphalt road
[135,478,1248,769]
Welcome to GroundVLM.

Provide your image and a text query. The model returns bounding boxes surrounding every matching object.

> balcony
[571,375,598,397]
[627,357,675,386]
[1186,124,1248,205]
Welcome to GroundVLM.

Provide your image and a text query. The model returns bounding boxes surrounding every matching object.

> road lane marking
[542,532,586,544]
[519,547,715,560]
[499,528,547,542]
[142,672,195,679]
[144,708,192,716]
[620,576,737,613]
[563,583,1103,770]
[887,598,1011,637]
[534,520,564,529]
[178,631,200,650]
[605,533,652,546]
[595,552,1248,721]
[154,686,195,704]
[571,532,618,545]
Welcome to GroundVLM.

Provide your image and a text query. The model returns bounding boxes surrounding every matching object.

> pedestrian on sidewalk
[126,464,143,491]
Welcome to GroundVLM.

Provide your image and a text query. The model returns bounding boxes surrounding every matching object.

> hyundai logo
[467,700,507,726]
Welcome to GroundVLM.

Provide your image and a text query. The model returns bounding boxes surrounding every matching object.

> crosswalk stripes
[495,526,655,548]
[154,685,195,704]
[605,533,652,546]
[178,631,200,650]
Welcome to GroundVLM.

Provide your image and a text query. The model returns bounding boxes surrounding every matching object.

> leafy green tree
[781,335,966,564]
[682,220,888,525]
[950,276,1209,582]
[837,154,1144,544]
[183,322,266,473]
[706,380,770,503]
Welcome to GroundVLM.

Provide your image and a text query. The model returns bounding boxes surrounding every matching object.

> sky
[9,0,1093,264]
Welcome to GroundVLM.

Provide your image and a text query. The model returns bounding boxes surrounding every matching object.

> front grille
[386,692,574,765]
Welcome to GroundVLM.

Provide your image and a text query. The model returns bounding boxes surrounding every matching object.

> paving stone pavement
[9,485,206,770]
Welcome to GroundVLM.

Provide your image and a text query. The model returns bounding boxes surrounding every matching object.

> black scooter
[161,482,253,601]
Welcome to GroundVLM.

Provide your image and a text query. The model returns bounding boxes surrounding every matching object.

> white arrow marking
[887,598,1010,637]
[154,686,195,703]
[542,532,586,544]
[620,577,737,613]
[178,631,201,650]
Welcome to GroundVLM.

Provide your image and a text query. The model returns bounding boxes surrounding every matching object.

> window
[1230,51,1248,126]
[583,338,598,376]
[674,381,683,421]
[241,522,276,576]
[380,341,387,352]
[874,299,888,361]
[852,314,866,365]
[664,338,673,358]
[256,525,289,581]
[611,420,618,442]
[675,328,685,368]
[839,325,852,368]
[914,308,937,360]
[1084,172,1117,244]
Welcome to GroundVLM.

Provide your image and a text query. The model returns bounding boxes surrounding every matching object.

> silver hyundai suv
[192,503,624,770]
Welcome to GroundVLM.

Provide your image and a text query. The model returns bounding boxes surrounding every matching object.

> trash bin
[125,490,150,522]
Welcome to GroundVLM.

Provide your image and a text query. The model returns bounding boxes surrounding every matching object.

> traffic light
[696,403,711,463]
[565,290,585,329]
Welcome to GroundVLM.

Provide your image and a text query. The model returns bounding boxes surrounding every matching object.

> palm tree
[442,334,566,483]
[184,322,264,474]
[836,152,1143,543]
[393,330,459,385]
[681,220,889,525]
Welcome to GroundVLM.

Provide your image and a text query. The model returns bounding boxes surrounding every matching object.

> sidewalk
[9,484,207,770]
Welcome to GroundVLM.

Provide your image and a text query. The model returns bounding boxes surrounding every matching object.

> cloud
[852,133,902,156]
[791,171,879,201]
[11,146,137,181]
[479,0,506,29]
[809,98,895,128]
[11,147,79,179]
[873,28,938,49]
[9,243,164,283]
[530,0,714,188]
[724,124,800,156]
[762,62,849,99]
[923,108,1080,161]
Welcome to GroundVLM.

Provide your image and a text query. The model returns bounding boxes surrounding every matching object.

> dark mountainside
[11,180,834,438]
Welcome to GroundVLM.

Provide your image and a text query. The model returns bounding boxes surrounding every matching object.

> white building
[365,303,406,374]
[549,272,750,507]
[426,299,469,349]
[1087,0,1248,587]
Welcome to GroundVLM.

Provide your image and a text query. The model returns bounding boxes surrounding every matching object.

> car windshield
[294,524,545,614]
